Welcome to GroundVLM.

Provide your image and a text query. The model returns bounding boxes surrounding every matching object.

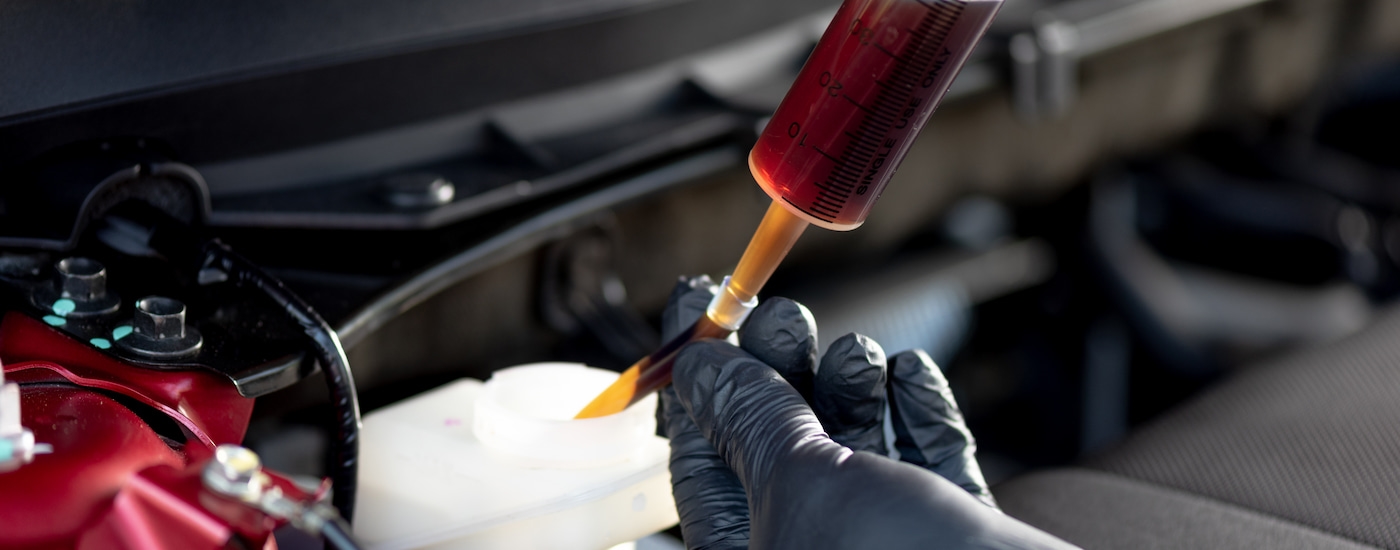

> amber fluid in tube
[751,0,1002,230]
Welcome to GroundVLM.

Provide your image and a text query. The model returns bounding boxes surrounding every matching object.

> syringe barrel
[751,0,1003,231]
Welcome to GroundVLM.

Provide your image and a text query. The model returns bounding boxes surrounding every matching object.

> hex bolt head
[37,257,121,317]
[211,444,261,485]
[134,296,186,340]
[380,173,455,209]
[57,257,107,302]
[203,444,265,501]
[117,296,202,359]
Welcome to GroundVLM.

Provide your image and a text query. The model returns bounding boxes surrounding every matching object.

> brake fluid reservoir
[354,363,676,550]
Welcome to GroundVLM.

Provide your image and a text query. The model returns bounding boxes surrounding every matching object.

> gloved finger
[660,386,750,550]
[672,339,830,497]
[662,275,717,341]
[886,349,997,508]
[812,333,888,454]
[738,298,818,401]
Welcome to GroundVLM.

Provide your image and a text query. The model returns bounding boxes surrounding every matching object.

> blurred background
[4,0,1400,502]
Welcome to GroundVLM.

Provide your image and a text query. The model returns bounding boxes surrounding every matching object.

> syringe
[576,0,1003,419]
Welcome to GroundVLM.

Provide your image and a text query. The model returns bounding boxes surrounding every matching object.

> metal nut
[57,257,107,302]
[135,296,186,340]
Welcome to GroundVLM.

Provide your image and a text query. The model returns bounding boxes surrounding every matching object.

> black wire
[322,517,364,550]
[203,240,362,522]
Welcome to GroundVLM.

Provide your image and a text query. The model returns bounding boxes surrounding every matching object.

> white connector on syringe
[706,275,759,331]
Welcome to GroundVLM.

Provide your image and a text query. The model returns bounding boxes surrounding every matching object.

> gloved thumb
[671,339,831,501]
[661,386,750,550]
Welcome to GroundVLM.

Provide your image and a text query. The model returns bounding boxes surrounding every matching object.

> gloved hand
[659,276,1077,550]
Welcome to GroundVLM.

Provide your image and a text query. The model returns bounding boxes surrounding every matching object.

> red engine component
[77,459,329,550]
[0,312,258,549]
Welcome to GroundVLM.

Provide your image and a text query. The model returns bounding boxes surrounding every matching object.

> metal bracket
[1012,0,1274,122]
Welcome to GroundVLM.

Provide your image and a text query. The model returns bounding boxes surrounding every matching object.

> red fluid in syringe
[751,0,1001,230]
[576,0,1001,419]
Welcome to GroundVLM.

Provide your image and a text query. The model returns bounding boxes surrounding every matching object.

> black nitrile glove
[659,277,1077,550]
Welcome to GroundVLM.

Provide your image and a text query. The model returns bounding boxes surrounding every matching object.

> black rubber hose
[202,240,362,522]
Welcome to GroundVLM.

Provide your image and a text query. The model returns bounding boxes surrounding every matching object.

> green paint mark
[51,299,75,316]
[0,439,12,462]
[90,338,112,350]
[42,315,66,327]
[112,325,133,340]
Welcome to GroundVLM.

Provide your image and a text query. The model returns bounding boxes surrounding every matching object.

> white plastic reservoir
[355,363,678,550]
